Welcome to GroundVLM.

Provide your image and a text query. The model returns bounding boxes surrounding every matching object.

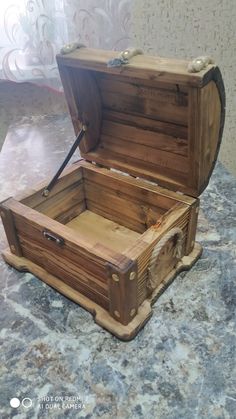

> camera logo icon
[10,397,32,409]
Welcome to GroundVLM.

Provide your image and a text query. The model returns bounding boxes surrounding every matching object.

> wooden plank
[17,226,109,285]
[188,87,201,194]
[100,90,188,125]
[34,181,85,219]
[84,181,165,230]
[19,234,108,294]
[84,177,167,216]
[56,201,86,225]
[103,110,188,139]
[58,65,102,153]
[99,137,189,174]
[19,236,109,308]
[5,198,130,268]
[0,200,22,256]
[17,163,83,208]
[92,137,189,174]
[199,81,221,187]
[56,48,214,87]
[185,199,199,255]
[107,260,138,325]
[86,200,146,234]
[82,148,193,195]
[80,160,195,206]
[83,169,179,211]
[69,67,102,153]
[66,210,141,254]
[96,72,189,94]
[97,75,188,107]
[101,120,188,156]
[188,81,221,196]
[56,64,82,138]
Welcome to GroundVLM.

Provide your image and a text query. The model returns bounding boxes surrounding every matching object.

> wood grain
[188,80,221,195]
[5,198,129,268]
[66,210,140,253]
[34,180,84,219]
[17,164,83,208]
[101,120,188,156]
[102,109,188,139]
[82,148,190,194]
[56,50,224,198]
[100,89,188,125]
[185,199,200,255]
[99,136,188,174]
[56,48,214,87]
[57,64,102,153]
[80,160,195,206]
[107,260,138,325]
[0,200,22,256]
[96,73,188,105]
[84,179,165,232]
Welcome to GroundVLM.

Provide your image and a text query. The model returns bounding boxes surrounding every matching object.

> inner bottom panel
[66,210,141,253]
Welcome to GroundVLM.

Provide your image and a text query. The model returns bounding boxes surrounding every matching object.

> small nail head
[10,245,16,253]
[112,273,119,282]
[114,310,120,318]
[43,189,49,197]
[130,271,136,281]
[130,308,136,317]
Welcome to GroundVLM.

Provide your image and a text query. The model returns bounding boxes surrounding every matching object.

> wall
[131,0,236,175]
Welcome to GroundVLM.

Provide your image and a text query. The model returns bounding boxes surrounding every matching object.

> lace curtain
[0,0,132,90]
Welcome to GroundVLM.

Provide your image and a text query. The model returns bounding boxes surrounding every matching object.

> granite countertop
[0,115,235,419]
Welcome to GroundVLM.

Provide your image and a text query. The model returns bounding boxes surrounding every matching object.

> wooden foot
[2,243,202,341]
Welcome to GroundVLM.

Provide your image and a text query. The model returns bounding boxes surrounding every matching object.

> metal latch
[43,230,64,246]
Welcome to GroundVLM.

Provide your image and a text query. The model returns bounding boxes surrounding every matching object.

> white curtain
[0,0,132,90]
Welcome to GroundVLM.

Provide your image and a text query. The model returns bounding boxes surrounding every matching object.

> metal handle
[43,230,64,246]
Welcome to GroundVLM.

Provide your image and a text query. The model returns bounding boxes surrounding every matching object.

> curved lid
[57,48,225,197]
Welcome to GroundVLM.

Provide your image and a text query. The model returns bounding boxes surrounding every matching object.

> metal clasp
[43,230,64,246]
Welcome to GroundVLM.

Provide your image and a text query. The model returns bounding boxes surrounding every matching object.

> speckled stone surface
[0,115,235,419]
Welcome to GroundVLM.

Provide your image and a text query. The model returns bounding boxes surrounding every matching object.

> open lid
[56,47,225,197]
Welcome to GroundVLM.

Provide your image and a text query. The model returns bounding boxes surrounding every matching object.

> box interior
[68,67,190,194]
[21,164,184,255]
[57,51,223,197]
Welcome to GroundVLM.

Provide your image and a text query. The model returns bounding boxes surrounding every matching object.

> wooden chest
[0,47,225,340]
